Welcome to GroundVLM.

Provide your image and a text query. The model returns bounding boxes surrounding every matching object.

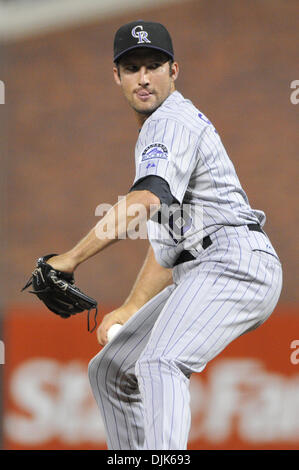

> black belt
[173,224,264,267]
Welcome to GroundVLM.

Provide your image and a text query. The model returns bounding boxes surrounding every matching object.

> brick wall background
[1,0,298,309]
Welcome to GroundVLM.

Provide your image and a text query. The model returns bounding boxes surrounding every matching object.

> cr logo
[131,25,151,44]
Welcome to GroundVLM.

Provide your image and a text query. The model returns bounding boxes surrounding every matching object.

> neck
[135,111,150,127]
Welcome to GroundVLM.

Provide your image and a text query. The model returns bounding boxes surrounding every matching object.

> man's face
[113,48,179,118]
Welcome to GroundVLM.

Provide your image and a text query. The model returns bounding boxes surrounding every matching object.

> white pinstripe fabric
[88,227,282,450]
[132,91,267,268]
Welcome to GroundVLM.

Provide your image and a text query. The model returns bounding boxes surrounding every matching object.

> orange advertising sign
[2,305,299,450]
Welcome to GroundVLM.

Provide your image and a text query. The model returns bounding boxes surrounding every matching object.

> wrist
[64,249,81,271]
[68,245,89,268]
[46,252,78,274]
[123,298,144,314]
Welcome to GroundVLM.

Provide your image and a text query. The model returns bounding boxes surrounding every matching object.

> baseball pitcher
[23,20,283,450]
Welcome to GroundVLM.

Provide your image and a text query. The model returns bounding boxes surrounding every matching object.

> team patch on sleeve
[141,143,169,162]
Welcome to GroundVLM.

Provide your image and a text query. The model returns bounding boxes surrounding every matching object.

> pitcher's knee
[88,347,116,390]
[88,351,103,389]
[88,346,139,397]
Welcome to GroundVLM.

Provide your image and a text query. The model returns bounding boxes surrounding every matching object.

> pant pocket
[251,249,281,264]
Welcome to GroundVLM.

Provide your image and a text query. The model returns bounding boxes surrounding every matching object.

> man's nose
[138,66,150,86]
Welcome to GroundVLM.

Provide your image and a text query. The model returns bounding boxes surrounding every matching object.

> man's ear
[171,61,179,82]
[113,66,121,85]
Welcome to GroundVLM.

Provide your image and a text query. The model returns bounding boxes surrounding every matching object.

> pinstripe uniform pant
[88,226,282,450]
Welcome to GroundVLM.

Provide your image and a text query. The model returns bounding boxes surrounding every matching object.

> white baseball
[107,323,123,342]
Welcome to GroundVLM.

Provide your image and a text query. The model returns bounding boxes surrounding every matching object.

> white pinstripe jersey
[132,91,266,268]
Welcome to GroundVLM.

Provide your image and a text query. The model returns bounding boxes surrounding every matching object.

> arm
[124,243,173,310]
[46,188,172,345]
[97,243,173,345]
[47,189,160,272]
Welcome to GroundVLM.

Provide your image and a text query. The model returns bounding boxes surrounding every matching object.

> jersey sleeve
[133,118,199,205]
[128,175,180,206]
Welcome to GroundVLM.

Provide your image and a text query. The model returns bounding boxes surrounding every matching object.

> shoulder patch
[141,143,169,162]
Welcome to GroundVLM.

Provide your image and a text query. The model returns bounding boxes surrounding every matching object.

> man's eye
[148,63,161,70]
[125,66,138,72]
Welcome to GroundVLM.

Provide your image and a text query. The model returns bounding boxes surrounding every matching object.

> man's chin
[132,102,159,116]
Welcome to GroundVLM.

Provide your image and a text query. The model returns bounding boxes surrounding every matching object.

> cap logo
[131,25,151,44]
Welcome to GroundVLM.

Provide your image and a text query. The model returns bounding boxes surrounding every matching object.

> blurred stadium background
[0,0,298,450]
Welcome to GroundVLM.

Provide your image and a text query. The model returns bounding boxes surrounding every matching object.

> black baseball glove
[22,254,98,332]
